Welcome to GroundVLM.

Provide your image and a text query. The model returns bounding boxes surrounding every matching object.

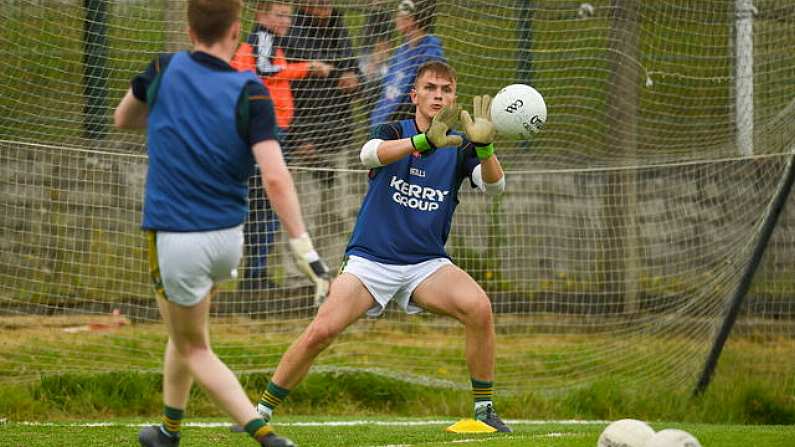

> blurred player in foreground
[114,0,329,445]
[252,60,512,432]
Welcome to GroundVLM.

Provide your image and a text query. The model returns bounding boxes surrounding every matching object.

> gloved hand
[288,233,330,305]
[411,104,463,151]
[461,95,497,159]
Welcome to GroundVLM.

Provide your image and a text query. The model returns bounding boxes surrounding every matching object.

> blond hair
[415,60,457,85]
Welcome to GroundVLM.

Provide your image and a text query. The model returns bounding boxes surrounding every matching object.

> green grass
[0,417,793,446]
[0,331,793,424]
[1,3,794,435]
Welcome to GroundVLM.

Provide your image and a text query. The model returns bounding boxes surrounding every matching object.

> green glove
[461,95,497,160]
[411,104,463,151]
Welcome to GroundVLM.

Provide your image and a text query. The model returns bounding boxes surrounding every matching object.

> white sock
[474,400,493,413]
[256,403,273,420]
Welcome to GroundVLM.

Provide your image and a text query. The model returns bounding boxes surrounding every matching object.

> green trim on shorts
[145,230,168,300]
[337,255,350,276]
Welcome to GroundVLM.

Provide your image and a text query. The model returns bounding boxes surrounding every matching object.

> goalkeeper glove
[411,104,464,151]
[461,95,497,160]
[288,233,330,305]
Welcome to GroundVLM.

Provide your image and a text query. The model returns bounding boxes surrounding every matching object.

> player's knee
[303,321,341,351]
[461,293,493,326]
[173,340,211,360]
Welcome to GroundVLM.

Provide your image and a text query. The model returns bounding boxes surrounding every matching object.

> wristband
[475,143,495,160]
[410,133,434,152]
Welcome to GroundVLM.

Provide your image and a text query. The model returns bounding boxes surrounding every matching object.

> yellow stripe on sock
[254,424,273,439]
[162,416,181,432]
[260,391,282,407]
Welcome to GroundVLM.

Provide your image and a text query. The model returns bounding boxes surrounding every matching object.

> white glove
[289,233,331,305]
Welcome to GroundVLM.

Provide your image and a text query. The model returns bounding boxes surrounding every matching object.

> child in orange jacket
[232,1,332,130]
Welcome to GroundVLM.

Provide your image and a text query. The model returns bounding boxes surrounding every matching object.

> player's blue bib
[143,51,260,232]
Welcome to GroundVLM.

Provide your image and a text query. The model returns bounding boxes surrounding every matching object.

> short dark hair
[363,9,393,43]
[415,60,456,85]
[188,0,243,45]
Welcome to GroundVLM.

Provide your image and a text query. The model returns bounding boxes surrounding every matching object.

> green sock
[244,417,273,441]
[258,381,291,416]
[471,378,494,414]
[161,405,184,438]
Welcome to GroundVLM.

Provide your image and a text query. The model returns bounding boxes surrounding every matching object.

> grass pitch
[1,417,794,447]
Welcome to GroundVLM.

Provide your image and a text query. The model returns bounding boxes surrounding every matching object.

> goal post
[735,0,755,156]
[693,145,795,396]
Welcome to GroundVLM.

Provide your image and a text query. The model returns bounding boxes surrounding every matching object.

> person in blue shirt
[251,60,513,433]
[113,1,329,446]
[357,7,393,115]
[370,0,444,128]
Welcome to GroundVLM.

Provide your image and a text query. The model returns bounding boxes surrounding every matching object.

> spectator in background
[231,0,333,291]
[370,0,443,128]
[282,0,361,237]
[284,0,360,179]
[357,8,393,113]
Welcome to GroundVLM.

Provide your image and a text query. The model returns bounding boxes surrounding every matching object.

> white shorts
[342,255,453,317]
[146,225,244,306]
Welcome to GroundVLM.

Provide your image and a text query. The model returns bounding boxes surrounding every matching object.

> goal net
[1,0,794,395]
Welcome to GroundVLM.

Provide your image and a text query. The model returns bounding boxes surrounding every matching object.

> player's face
[260,4,292,37]
[411,71,457,121]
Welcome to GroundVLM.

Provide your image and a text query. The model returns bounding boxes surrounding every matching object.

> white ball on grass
[597,418,655,447]
[645,429,702,447]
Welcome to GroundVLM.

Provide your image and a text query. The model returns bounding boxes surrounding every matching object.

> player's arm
[246,81,308,238]
[246,82,330,295]
[462,95,505,193]
[115,54,171,130]
[360,136,414,167]
[253,140,330,300]
[479,150,504,184]
[114,88,147,129]
[360,105,464,168]
[252,140,306,237]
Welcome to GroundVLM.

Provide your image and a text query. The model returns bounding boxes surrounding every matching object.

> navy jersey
[345,120,482,264]
[132,51,277,232]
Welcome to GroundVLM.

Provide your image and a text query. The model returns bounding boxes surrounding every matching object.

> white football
[597,418,655,447]
[578,2,595,19]
[645,429,702,447]
[490,83,547,139]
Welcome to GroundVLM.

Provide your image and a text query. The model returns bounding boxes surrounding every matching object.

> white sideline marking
[365,432,578,447]
[14,419,606,428]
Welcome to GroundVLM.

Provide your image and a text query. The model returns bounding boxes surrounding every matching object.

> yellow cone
[445,418,497,433]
